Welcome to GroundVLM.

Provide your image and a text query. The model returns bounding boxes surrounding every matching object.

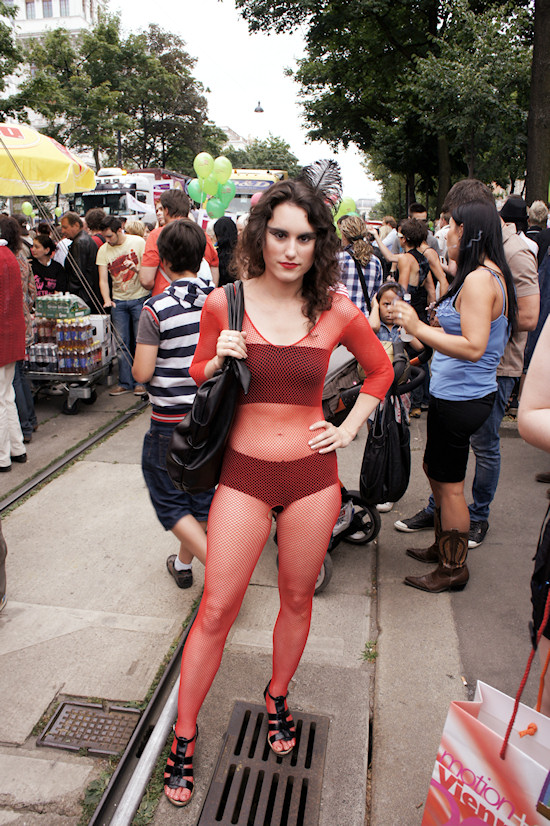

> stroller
[275,344,426,594]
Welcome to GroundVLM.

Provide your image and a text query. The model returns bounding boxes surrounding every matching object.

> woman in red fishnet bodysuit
[163,180,393,807]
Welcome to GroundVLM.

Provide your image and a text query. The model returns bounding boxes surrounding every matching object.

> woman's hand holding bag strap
[166,281,251,494]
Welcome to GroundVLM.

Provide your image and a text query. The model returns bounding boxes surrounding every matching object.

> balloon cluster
[334,196,358,223]
[187,153,236,219]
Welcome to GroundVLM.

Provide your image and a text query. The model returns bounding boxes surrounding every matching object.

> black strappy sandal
[163,725,198,807]
[264,682,295,756]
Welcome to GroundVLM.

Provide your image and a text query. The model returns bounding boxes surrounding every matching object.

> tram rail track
[0,400,149,514]
[1,397,193,824]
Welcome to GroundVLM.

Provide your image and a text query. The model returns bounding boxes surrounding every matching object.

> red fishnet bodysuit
[175,289,392,740]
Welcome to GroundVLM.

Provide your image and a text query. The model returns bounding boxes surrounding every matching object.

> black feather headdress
[297,159,343,207]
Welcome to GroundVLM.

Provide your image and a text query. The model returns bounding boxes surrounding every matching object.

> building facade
[8,0,96,42]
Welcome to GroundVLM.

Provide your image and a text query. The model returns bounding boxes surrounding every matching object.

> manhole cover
[198,700,329,826]
[37,701,141,756]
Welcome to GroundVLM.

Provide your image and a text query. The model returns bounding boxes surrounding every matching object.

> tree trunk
[93,146,100,171]
[526,0,550,204]
[406,172,416,210]
[436,136,451,213]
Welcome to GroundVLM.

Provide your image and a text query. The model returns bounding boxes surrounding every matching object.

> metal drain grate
[198,700,329,826]
[37,701,141,756]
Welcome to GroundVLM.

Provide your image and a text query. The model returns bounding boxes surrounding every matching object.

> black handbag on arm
[166,281,251,494]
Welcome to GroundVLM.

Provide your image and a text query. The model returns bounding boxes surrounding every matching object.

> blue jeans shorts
[142,419,214,530]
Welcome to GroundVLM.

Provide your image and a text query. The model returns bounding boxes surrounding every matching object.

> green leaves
[229,136,301,177]
[236,0,533,207]
[17,14,218,174]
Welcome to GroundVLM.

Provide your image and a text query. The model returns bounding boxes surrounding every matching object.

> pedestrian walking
[133,220,215,589]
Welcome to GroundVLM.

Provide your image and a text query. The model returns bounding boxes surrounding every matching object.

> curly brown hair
[232,179,341,328]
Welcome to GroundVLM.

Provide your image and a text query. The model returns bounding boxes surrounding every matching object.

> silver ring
[398,312,402,319]
[227,335,234,342]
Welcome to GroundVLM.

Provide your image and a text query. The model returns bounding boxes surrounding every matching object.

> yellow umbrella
[0,122,95,196]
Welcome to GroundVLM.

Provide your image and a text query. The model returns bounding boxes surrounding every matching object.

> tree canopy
[0,0,22,118]
[236,0,533,212]
[228,135,301,176]
[17,14,226,174]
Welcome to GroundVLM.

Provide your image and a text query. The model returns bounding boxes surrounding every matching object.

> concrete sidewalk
[0,409,545,825]
[0,408,375,825]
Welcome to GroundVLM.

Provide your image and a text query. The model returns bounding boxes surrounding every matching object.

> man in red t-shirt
[140,189,219,295]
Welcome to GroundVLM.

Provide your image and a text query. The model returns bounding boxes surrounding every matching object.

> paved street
[0,404,546,825]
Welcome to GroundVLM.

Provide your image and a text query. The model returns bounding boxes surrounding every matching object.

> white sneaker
[376,502,394,513]
[332,499,354,536]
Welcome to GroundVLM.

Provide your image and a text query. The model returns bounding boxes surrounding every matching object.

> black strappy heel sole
[163,724,198,807]
[264,682,295,756]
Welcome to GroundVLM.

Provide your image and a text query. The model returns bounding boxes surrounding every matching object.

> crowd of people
[1,176,549,799]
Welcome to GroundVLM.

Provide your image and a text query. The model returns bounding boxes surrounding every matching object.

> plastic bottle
[400,293,413,342]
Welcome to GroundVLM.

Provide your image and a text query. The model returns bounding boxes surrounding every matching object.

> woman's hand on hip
[308,420,354,453]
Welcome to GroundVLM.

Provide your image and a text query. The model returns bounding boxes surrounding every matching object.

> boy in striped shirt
[133,220,215,589]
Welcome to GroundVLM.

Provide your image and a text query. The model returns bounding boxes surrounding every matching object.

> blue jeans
[111,296,149,389]
[13,360,37,438]
[425,376,516,521]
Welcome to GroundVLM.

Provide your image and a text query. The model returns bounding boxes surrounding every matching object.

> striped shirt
[136,275,214,423]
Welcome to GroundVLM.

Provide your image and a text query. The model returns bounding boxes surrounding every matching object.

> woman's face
[262,201,316,284]
[446,217,463,262]
[155,203,165,226]
[32,240,50,261]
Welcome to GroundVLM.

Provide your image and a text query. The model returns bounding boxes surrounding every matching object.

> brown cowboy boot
[406,507,440,563]
[404,529,469,593]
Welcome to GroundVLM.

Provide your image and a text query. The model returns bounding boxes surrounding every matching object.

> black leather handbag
[360,394,411,505]
[166,281,251,494]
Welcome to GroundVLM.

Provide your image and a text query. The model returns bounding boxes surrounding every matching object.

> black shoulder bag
[166,281,251,494]
[359,393,411,505]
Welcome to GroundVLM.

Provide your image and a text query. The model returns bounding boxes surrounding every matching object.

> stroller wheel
[314,553,333,595]
[275,552,333,595]
[344,491,381,544]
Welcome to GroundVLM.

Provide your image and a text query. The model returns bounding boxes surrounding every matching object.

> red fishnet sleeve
[189,289,228,386]
[340,312,394,401]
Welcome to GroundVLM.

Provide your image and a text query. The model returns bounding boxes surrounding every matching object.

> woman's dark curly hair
[0,214,21,253]
[232,179,341,328]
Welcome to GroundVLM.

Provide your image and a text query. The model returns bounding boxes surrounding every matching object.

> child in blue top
[133,220,214,589]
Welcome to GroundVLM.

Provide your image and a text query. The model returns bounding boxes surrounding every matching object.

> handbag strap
[224,280,245,331]
[346,248,372,314]
[499,505,550,759]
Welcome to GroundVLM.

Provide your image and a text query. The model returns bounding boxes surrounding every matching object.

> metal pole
[109,677,179,826]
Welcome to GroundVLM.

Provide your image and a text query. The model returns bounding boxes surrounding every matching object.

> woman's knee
[198,598,240,638]
[278,585,313,619]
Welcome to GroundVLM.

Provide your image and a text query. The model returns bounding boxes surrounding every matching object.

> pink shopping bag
[422,681,550,826]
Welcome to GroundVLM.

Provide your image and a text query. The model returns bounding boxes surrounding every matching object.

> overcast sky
[111,0,380,201]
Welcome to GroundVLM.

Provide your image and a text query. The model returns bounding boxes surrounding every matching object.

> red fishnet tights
[174,481,341,739]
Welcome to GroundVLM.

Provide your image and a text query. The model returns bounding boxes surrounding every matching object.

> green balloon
[202,173,219,197]
[54,206,63,217]
[218,180,236,207]
[187,178,203,203]
[21,201,33,216]
[213,156,233,185]
[340,196,356,215]
[193,152,214,180]
[206,197,225,219]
